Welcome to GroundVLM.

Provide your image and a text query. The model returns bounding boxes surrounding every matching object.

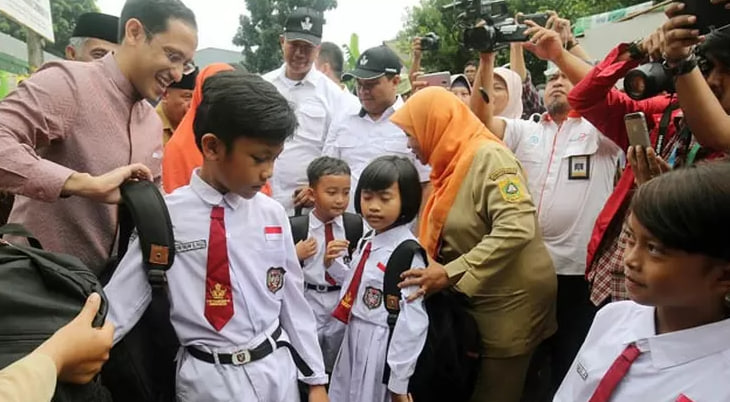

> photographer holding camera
[509,11,591,119]
[569,1,730,311]
[471,15,624,397]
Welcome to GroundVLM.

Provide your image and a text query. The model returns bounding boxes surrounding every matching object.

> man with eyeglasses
[322,45,431,213]
[0,0,198,274]
[263,7,353,215]
[65,12,120,62]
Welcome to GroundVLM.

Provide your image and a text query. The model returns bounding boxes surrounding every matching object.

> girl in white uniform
[555,161,730,402]
[329,156,429,402]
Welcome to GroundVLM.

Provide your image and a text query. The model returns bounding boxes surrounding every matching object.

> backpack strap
[381,239,427,385]
[118,180,175,284]
[0,223,42,249]
[289,214,310,246]
[342,213,364,258]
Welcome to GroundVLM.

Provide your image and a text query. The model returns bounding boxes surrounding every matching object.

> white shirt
[301,212,352,286]
[263,65,350,214]
[104,170,327,386]
[555,301,730,402]
[323,96,432,213]
[502,115,623,275]
[339,225,429,393]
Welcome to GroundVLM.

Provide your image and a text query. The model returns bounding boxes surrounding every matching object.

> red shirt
[567,44,678,274]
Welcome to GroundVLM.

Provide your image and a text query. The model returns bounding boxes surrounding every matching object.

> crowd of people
[1,0,730,401]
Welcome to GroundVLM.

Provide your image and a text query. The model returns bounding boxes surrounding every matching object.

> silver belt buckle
[231,349,251,365]
[315,284,328,293]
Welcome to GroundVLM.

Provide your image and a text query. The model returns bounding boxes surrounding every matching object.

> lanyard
[657,101,681,155]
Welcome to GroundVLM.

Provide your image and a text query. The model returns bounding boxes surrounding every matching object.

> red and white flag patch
[377,262,387,272]
[264,226,283,241]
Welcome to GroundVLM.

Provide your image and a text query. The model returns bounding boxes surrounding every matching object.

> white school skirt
[329,316,390,402]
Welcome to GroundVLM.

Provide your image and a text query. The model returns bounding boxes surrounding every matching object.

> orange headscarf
[390,87,502,258]
[161,64,273,196]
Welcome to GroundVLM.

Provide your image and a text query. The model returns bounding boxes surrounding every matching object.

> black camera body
[420,32,441,51]
[624,62,674,100]
[442,0,529,52]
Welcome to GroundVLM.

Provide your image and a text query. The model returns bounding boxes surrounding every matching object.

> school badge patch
[497,177,524,203]
[266,267,286,293]
[362,286,383,310]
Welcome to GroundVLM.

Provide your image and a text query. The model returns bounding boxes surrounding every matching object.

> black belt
[186,325,313,376]
[305,282,341,293]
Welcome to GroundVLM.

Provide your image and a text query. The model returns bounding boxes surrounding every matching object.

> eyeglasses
[143,26,196,75]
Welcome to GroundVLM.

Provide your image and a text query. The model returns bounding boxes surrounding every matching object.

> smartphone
[624,112,651,148]
[420,72,451,88]
[676,0,730,34]
[517,12,549,27]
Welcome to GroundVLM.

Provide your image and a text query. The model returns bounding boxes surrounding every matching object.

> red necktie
[589,343,642,402]
[332,241,372,323]
[204,206,234,331]
[324,222,337,285]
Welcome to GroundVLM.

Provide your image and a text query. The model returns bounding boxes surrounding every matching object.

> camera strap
[657,101,681,155]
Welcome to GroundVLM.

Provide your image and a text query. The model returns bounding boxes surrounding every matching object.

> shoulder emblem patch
[497,177,524,203]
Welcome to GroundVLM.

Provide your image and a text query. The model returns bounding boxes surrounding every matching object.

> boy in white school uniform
[104,71,329,402]
[293,156,364,371]
[555,162,730,402]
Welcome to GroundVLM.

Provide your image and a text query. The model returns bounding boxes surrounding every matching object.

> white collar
[189,169,243,210]
[368,224,412,251]
[618,303,730,369]
[275,63,321,87]
[356,96,403,122]
[308,210,345,230]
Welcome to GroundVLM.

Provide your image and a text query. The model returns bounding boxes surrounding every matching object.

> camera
[420,32,441,51]
[517,12,549,27]
[623,63,673,100]
[442,0,529,52]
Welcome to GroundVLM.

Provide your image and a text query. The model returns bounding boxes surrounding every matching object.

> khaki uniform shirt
[156,103,174,147]
[441,142,557,358]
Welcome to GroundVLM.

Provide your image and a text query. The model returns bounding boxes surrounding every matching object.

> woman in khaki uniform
[391,87,557,402]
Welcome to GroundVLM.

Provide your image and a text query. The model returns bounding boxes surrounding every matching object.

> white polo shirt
[502,114,623,276]
[323,96,431,212]
[263,65,350,214]
[555,301,730,402]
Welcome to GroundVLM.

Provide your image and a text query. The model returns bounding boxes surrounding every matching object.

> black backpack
[382,240,481,402]
[99,180,178,402]
[289,212,364,263]
[0,225,112,402]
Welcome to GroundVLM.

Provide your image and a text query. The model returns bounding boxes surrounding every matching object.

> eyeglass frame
[141,25,197,75]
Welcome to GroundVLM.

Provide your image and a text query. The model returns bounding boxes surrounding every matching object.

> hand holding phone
[624,112,651,148]
[420,72,451,88]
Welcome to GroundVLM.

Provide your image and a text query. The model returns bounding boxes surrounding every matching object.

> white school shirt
[502,114,623,276]
[263,65,349,214]
[104,171,327,388]
[322,96,432,213]
[301,212,351,286]
[338,225,429,393]
[555,301,730,402]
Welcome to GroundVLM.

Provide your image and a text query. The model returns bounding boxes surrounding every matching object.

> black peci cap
[72,12,120,44]
[168,66,198,90]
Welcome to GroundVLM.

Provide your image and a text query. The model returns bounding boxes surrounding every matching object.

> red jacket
[567,44,678,274]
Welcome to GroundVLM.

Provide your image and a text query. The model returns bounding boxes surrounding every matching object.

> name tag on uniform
[569,155,591,180]
[264,226,283,241]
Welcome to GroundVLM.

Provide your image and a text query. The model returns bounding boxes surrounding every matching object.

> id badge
[568,155,590,180]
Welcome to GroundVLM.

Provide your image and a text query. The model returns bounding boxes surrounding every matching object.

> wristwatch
[663,53,698,77]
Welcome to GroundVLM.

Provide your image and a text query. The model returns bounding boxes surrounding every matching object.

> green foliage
[233,0,338,73]
[0,0,99,57]
[397,0,651,83]
[343,32,360,71]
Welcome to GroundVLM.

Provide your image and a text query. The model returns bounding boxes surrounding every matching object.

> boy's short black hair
[193,70,297,152]
[119,0,197,42]
[631,160,730,261]
[354,156,422,227]
[307,156,351,186]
